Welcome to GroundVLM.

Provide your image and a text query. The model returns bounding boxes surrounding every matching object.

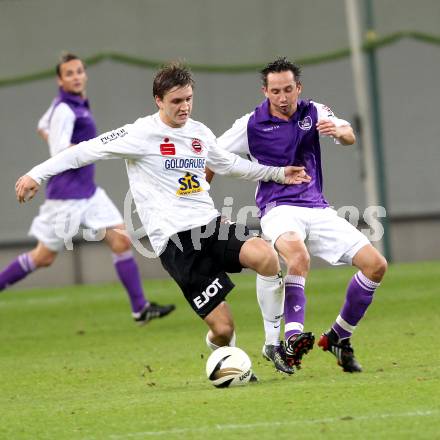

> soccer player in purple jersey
[215,57,388,373]
[0,53,175,324]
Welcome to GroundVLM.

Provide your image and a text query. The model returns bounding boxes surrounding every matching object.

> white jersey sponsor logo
[160,137,176,155]
[100,128,128,144]
[164,158,206,170]
[191,138,204,154]
[176,172,203,196]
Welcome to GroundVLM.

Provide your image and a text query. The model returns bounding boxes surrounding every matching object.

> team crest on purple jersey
[298,116,312,131]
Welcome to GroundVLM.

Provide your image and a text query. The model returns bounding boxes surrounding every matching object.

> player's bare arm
[316,120,355,145]
[38,127,76,150]
[15,175,40,203]
[37,128,49,143]
[205,165,311,185]
[205,167,215,183]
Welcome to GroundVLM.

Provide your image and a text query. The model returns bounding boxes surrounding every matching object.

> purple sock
[332,271,380,340]
[0,253,36,291]
[113,251,148,314]
[284,275,307,341]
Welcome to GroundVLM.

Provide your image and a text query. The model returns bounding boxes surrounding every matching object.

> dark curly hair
[260,57,301,87]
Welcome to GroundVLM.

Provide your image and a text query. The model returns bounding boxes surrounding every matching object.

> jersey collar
[255,98,304,123]
[58,87,89,108]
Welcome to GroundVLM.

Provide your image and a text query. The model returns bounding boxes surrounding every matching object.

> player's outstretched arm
[18,123,147,200]
[15,175,40,203]
[206,164,310,186]
[207,139,312,185]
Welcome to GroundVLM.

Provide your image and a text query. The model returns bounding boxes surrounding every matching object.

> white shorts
[261,205,370,265]
[29,187,124,252]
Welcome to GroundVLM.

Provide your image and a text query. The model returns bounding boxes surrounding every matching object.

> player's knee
[34,252,56,268]
[285,250,310,274]
[257,245,280,276]
[109,234,131,254]
[240,238,279,275]
[371,255,388,281]
[361,255,387,283]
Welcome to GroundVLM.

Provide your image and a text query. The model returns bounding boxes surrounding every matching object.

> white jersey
[27,113,285,255]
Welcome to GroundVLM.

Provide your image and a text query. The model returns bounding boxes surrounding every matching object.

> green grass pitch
[0,261,439,439]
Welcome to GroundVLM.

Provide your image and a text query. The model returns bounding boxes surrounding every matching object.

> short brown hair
[153,61,194,99]
[56,53,84,77]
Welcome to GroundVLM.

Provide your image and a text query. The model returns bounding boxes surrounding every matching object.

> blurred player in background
[0,53,175,325]
[15,62,311,377]
[214,57,387,373]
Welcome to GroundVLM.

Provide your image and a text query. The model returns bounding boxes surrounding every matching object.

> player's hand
[316,119,339,137]
[317,120,355,145]
[15,175,40,203]
[283,166,311,185]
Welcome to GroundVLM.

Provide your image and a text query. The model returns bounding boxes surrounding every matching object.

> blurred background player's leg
[0,201,63,291]
[104,226,175,325]
[0,242,56,291]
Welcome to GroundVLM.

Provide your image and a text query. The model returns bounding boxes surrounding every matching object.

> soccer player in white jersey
[215,57,388,373]
[15,62,311,377]
[0,53,175,325]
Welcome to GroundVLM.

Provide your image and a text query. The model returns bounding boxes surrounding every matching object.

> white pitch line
[0,296,69,307]
[108,409,438,438]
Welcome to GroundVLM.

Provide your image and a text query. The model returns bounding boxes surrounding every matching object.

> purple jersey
[39,88,97,199]
[218,98,350,215]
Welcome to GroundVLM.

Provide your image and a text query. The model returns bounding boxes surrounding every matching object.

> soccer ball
[206,346,252,388]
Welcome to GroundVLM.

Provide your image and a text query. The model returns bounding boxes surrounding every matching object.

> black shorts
[159,217,254,318]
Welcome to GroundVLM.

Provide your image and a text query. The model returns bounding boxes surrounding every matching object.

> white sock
[256,272,284,346]
[205,331,236,351]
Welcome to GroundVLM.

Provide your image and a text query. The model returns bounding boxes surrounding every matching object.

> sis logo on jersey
[298,116,312,131]
[176,172,203,196]
[191,138,204,154]
[160,138,176,155]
